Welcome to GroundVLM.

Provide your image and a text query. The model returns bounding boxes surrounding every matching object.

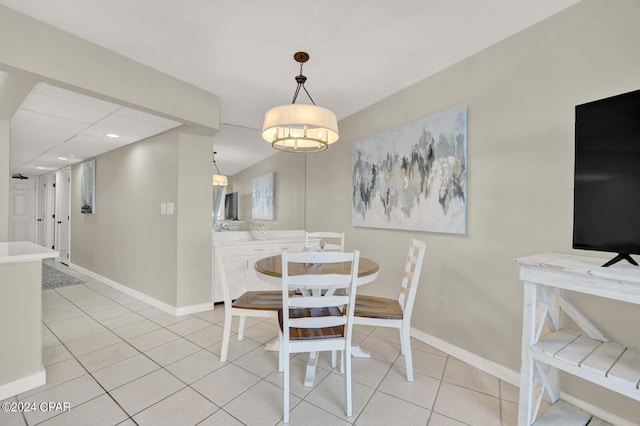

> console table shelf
[517,253,640,425]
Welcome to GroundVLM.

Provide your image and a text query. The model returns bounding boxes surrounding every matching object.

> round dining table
[254,254,380,286]
[254,254,380,387]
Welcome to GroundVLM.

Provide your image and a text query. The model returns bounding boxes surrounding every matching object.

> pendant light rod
[213,151,223,175]
[212,151,228,186]
[291,52,316,105]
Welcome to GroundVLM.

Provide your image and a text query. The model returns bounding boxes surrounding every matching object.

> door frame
[55,168,71,264]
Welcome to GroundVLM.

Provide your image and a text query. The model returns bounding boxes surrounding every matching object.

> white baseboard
[69,263,213,317]
[175,302,215,316]
[410,328,633,426]
[411,327,520,386]
[0,369,46,401]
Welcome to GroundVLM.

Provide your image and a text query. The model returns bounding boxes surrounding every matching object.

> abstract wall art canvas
[80,159,96,214]
[252,172,275,220]
[352,105,467,234]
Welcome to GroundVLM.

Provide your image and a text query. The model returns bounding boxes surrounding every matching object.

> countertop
[0,241,58,264]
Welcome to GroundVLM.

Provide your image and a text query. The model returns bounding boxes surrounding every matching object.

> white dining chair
[279,250,360,423]
[217,249,281,362]
[305,231,345,251]
[352,239,426,382]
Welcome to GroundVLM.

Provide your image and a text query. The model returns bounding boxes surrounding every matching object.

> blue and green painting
[352,105,467,234]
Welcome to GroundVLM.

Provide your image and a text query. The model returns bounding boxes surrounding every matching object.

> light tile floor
[1,261,520,426]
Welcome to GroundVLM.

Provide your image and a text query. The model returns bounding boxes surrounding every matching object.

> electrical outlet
[438,296,448,313]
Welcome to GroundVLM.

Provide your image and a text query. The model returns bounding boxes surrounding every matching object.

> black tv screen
[573,89,640,266]
[224,192,238,221]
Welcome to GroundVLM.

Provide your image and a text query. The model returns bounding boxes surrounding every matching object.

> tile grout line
[42,273,229,423]
[425,355,448,426]
[35,287,139,425]
[44,280,225,424]
[40,266,250,424]
[39,261,514,425]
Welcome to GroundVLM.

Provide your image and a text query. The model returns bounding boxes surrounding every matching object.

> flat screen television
[573,89,640,267]
[224,192,238,221]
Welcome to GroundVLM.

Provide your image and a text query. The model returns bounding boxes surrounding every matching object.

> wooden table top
[254,254,379,280]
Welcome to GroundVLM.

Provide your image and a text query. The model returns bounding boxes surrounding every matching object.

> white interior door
[56,169,71,264]
[9,176,36,242]
[45,173,57,250]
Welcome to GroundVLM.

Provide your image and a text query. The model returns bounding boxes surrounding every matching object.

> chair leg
[238,316,246,341]
[283,345,290,424]
[345,345,352,417]
[332,350,337,369]
[401,323,414,382]
[220,312,232,362]
[278,332,284,373]
[339,350,344,375]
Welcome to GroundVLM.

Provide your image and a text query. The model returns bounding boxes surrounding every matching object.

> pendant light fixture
[262,52,339,153]
[212,151,228,186]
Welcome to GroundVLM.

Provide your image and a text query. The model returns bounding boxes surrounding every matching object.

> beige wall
[176,133,215,306]
[306,0,640,421]
[0,119,8,240]
[71,129,213,308]
[228,152,306,230]
[71,131,179,305]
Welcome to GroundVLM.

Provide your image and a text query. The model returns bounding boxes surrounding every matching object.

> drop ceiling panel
[32,83,121,114]
[57,135,128,156]
[92,114,173,141]
[76,125,138,144]
[10,149,41,164]
[9,82,186,175]
[10,109,87,146]
[53,139,105,157]
[20,89,115,124]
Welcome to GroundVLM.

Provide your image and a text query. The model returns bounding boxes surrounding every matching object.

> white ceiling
[0,0,582,176]
[9,83,181,175]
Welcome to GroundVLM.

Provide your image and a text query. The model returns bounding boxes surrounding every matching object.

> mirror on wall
[215,152,306,232]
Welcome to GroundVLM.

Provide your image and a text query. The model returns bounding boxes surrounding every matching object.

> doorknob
[57,221,62,224]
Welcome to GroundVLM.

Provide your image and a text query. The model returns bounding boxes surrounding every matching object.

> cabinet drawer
[244,244,272,256]
[272,242,306,253]
[218,245,243,259]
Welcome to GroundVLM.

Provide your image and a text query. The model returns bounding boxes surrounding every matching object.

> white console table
[517,253,640,425]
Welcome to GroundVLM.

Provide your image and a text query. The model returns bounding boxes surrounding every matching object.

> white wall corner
[0,369,45,401]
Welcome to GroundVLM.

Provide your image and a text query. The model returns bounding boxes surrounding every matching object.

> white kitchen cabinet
[212,230,312,303]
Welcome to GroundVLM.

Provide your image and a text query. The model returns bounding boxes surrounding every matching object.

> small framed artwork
[252,172,275,220]
[80,159,96,214]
